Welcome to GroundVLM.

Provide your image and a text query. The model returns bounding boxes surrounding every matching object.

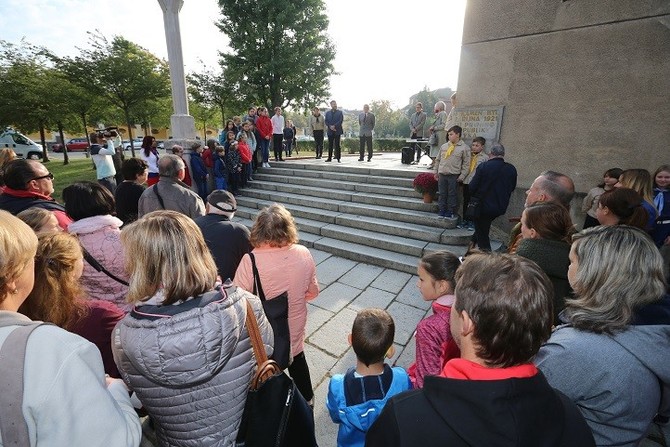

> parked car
[123,138,145,151]
[52,138,89,153]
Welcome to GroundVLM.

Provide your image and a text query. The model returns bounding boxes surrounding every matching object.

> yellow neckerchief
[469,151,479,173]
[443,140,457,159]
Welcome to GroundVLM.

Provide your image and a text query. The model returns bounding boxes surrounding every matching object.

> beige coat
[434,139,471,181]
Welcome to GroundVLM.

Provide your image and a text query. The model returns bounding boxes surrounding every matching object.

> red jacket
[202,148,214,168]
[255,115,272,139]
[238,140,252,163]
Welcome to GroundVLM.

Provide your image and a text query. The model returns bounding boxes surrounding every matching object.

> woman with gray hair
[535,225,670,446]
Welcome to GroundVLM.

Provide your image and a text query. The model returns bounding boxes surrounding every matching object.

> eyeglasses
[31,172,54,181]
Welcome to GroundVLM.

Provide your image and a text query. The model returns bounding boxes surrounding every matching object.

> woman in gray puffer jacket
[112,210,273,447]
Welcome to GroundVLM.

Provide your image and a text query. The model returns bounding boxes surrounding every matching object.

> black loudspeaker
[401,146,413,164]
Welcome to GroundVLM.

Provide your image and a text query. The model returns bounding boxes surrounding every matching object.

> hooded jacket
[365,370,594,446]
[68,214,129,311]
[536,324,670,447]
[328,365,411,447]
[112,285,273,447]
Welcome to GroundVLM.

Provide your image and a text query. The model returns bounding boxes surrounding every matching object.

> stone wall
[456,0,670,228]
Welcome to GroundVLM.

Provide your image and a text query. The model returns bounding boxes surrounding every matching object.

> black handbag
[235,300,317,447]
[464,196,482,220]
[249,253,291,369]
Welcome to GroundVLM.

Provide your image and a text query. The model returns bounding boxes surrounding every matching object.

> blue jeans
[258,138,270,163]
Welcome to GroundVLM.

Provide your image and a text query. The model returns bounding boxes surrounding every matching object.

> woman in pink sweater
[234,203,319,403]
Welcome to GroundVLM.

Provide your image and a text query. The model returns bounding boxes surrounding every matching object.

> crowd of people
[0,115,667,447]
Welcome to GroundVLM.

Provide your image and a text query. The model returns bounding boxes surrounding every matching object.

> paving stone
[330,347,357,376]
[316,256,358,285]
[308,308,358,357]
[346,287,396,311]
[314,380,339,447]
[386,302,427,346]
[303,342,339,389]
[311,282,361,313]
[338,263,384,289]
[395,275,432,311]
[370,269,412,294]
[394,333,417,370]
[309,247,332,265]
[306,303,335,337]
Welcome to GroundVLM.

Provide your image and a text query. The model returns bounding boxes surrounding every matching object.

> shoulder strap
[81,246,129,286]
[245,300,268,366]
[248,253,266,301]
[152,184,166,209]
[0,323,47,447]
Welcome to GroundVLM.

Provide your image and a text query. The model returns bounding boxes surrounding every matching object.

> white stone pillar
[157,0,196,140]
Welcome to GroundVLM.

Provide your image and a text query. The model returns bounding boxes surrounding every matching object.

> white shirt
[271,115,285,135]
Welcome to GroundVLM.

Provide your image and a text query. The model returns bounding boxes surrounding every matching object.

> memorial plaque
[451,106,504,149]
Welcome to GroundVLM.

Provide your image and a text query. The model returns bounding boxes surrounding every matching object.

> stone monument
[157,0,199,190]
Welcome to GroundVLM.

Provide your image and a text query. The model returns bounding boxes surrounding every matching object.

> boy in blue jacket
[327,308,411,447]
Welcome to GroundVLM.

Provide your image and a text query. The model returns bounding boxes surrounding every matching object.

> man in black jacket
[467,143,517,251]
[194,190,251,282]
[365,253,595,447]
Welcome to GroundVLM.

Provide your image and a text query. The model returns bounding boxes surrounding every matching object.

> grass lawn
[44,158,98,202]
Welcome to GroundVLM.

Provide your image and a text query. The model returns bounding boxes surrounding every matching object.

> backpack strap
[0,322,47,447]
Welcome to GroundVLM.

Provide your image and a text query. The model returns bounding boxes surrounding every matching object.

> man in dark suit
[358,104,376,162]
[325,100,344,162]
[467,143,517,251]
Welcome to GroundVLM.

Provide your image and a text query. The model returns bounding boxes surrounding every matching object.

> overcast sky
[2,0,466,110]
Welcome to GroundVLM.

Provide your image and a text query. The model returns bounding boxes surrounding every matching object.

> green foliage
[55,33,171,154]
[217,0,336,110]
[188,67,242,126]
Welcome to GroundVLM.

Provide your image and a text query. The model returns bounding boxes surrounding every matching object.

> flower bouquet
[413,172,438,202]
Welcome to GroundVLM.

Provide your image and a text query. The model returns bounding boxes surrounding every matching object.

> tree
[190,100,222,142]
[369,100,406,138]
[0,40,56,161]
[55,33,170,157]
[188,67,242,127]
[217,0,336,110]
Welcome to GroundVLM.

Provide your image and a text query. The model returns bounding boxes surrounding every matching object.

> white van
[0,128,44,159]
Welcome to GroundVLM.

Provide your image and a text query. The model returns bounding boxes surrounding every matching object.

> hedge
[282,138,409,154]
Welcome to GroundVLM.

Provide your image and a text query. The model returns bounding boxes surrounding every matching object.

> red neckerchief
[1,187,53,201]
[441,358,538,380]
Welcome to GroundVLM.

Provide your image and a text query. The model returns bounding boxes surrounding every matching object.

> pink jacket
[234,244,319,356]
[67,215,130,311]
[409,295,460,388]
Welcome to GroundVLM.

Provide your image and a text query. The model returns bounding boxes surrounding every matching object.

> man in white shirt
[271,107,285,162]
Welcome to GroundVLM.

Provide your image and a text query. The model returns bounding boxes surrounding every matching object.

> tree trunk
[39,125,50,162]
[125,109,136,158]
[58,122,69,165]
[81,112,91,158]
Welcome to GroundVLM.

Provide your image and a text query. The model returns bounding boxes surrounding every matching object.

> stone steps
[233,160,469,273]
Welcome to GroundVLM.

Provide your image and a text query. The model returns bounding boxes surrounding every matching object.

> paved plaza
[304,246,427,445]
